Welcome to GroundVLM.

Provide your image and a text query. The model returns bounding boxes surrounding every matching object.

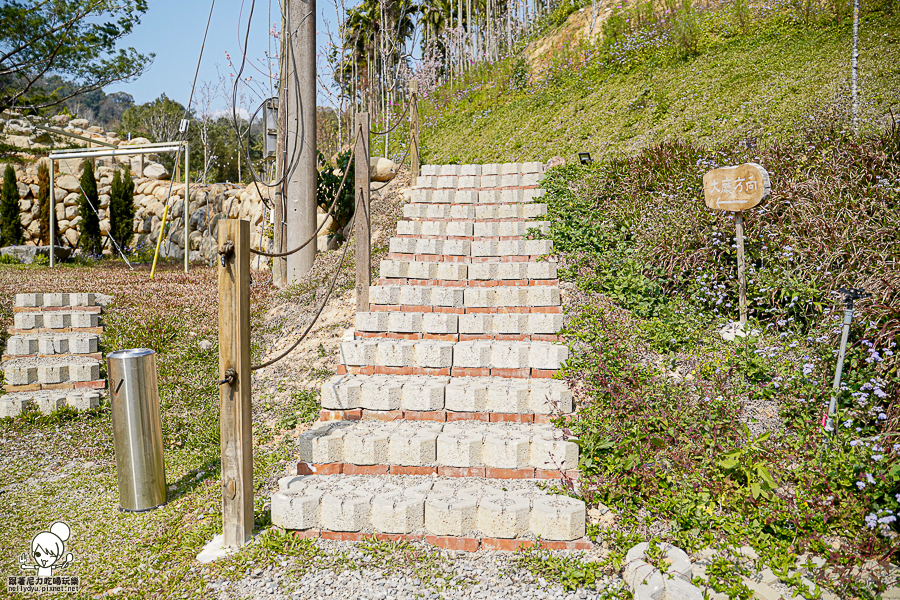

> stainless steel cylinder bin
[107,348,167,511]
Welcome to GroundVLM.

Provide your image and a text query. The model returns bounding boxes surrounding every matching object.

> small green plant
[716,430,778,500]
[0,164,23,246]
[514,544,605,591]
[317,148,355,234]
[645,538,670,574]
[276,389,321,430]
[700,556,752,600]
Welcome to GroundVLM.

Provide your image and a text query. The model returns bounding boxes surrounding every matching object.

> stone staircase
[0,293,104,417]
[270,162,588,551]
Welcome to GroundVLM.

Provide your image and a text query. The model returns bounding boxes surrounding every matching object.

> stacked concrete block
[0,389,101,417]
[296,420,577,471]
[369,285,464,307]
[272,474,584,540]
[322,375,572,414]
[284,162,585,547]
[389,238,471,256]
[3,294,105,410]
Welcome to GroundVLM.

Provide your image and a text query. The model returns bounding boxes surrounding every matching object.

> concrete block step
[296,419,577,471]
[403,202,547,221]
[15,293,97,308]
[411,188,546,205]
[5,333,100,357]
[388,237,553,258]
[0,390,101,418]
[12,311,100,331]
[414,174,542,189]
[420,163,544,177]
[271,474,585,540]
[2,356,102,386]
[396,220,550,238]
[356,312,563,336]
[379,259,557,282]
[369,285,560,308]
[322,374,572,414]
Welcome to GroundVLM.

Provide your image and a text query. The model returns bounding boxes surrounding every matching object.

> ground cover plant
[539,117,899,597]
[416,0,900,164]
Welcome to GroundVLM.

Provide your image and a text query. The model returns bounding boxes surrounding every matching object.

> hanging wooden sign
[702,163,771,326]
[703,162,771,212]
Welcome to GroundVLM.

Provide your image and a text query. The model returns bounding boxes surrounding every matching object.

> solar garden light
[578,152,592,165]
[823,287,871,434]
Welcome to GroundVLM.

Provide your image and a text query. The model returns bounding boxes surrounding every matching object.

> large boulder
[69,118,90,129]
[0,245,71,264]
[143,162,169,180]
[6,135,31,148]
[370,157,398,182]
[16,182,30,198]
[56,174,81,192]
[50,114,70,126]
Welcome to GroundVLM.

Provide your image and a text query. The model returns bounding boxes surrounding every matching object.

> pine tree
[78,160,102,257]
[109,169,136,250]
[37,161,53,245]
[0,164,23,247]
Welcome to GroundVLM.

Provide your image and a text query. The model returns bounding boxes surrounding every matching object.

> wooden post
[410,81,420,180]
[355,113,371,312]
[735,211,748,324]
[218,219,253,548]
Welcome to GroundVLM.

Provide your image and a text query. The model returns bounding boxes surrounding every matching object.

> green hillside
[419,9,900,163]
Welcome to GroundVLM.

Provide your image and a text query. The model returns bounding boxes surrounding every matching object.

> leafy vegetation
[109,168,136,250]
[541,121,898,596]
[0,163,22,246]
[418,3,900,164]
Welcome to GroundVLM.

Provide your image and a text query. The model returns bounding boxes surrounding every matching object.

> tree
[120,94,188,143]
[0,1,153,112]
[108,169,135,250]
[37,161,53,245]
[78,160,102,257]
[0,164,22,246]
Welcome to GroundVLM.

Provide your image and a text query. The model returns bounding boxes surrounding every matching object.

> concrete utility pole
[283,0,317,283]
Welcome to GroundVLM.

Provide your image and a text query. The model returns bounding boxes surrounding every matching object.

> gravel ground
[202,541,624,600]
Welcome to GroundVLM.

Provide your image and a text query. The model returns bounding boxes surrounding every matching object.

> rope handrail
[250,191,359,371]
[370,93,413,136]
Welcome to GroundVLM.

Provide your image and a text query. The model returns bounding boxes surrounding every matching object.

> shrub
[36,161,52,246]
[78,160,102,257]
[108,169,135,250]
[316,148,355,238]
[0,164,22,246]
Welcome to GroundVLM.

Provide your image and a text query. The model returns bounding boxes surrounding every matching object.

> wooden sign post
[702,163,771,324]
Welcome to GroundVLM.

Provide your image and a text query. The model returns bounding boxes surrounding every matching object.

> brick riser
[13,306,102,313]
[5,379,106,393]
[394,234,540,242]
[387,253,549,263]
[369,305,562,314]
[8,327,104,335]
[354,332,561,342]
[297,462,580,480]
[336,365,559,378]
[319,408,570,424]
[2,352,103,362]
[288,530,592,552]
[375,278,557,287]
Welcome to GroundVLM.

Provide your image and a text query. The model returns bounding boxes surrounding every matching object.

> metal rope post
[355,112,371,312]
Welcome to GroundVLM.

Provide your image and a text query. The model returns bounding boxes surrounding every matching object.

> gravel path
[202,541,624,600]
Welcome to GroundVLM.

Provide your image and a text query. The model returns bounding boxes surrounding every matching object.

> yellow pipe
[149,202,170,280]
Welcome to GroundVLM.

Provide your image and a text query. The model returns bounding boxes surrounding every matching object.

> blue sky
[108,0,345,112]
